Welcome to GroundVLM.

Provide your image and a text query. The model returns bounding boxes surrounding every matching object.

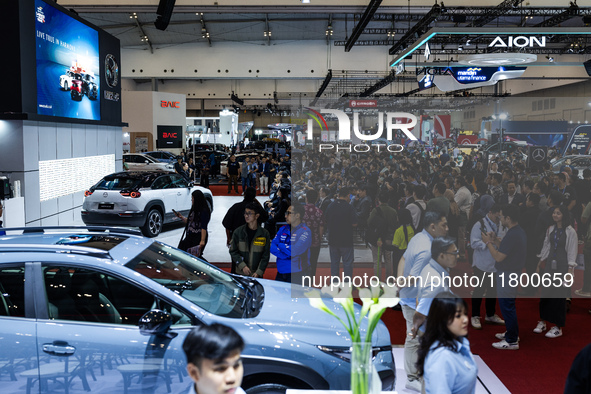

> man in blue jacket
[271,203,311,285]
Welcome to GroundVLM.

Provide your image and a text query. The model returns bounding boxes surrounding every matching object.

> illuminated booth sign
[157,125,183,149]
[1,0,123,126]
[417,66,527,92]
[565,125,591,155]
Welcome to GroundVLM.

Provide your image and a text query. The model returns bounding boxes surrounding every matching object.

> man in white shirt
[183,324,248,394]
[407,185,427,231]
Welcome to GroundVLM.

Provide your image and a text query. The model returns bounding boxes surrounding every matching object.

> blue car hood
[254,278,391,348]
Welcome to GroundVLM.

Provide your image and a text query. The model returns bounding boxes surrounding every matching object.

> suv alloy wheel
[142,208,163,237]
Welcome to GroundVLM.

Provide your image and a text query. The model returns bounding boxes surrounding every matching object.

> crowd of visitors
[178,140,591,393]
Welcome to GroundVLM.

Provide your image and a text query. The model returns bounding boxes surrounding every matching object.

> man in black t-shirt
[553,172,577,211]
[482,204,527,350]
[324,188,358,279]
[226,155,240,194]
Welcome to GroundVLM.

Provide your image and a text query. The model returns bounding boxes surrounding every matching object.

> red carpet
[207,184,270,197]
[212,262,591,393]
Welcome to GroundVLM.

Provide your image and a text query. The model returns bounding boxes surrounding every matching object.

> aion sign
[488,36,546,48]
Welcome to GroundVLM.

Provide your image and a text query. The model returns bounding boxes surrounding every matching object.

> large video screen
[35,0,100,120]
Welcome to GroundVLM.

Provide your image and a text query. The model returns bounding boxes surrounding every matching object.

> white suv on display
[59,69,74,91]
[123,153,174,172]
[81,171,213,237]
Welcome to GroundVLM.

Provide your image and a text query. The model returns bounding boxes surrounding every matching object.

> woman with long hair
[176,190,211,258]
[416,292,478,394]
[534,204,578,338]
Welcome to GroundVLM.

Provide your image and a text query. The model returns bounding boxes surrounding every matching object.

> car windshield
[125,242,250,318]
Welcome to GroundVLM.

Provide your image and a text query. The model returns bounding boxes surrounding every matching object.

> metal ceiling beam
[359,71,396,97]
[344,0,382,52]
[388,3,441,55]
[265,14,271,45]
[134,17,153,53]
[326,14,333,45]
[534,3,579,28]
[199,14,212,46]
[468,0,524,27]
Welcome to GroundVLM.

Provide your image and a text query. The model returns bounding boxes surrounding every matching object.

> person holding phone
[469,197,505,330]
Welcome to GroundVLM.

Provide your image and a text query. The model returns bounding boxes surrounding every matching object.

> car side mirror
[145,160,150,164]
[139,309,172,336]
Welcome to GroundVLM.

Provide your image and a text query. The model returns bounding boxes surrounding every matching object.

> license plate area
[98,203,114,209]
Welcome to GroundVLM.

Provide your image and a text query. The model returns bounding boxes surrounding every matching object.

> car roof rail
[0,226,143,236]
[0,243,110,258]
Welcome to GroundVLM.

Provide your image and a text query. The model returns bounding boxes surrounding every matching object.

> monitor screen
[35,0,100,120]
[157,125,183,149]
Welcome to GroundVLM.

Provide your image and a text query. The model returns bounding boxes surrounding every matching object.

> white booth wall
[0,120,122,226]
[122,91,187,152]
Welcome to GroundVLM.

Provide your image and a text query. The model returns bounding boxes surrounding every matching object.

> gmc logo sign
[161,101,180,108]
[163,132,177,138]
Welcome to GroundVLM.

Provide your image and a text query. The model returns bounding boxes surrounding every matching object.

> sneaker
[545,326,563,338]
[494,332,520,342]
[492,339,519,350]
[575,289,591,297]
[471,316,482,329]
[533,320,547,334]
[404,379,421,392]
[485,314,505,325]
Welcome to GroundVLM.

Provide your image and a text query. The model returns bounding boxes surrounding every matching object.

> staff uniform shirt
[496,225,527,273]
[189,385,247,394]
[399,230,434,308]
[424,338,478,394]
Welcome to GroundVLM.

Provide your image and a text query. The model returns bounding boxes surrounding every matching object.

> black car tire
[246,384,289,394]
[71,90,81,101]
[142,208,163,237]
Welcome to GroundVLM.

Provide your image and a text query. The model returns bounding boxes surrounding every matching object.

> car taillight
[84,190,93,197]
[120,191,141,198]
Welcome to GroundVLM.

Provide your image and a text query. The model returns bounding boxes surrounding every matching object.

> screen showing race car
[35,0,100,120]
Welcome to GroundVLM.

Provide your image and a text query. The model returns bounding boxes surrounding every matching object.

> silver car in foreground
[0,227,396,394]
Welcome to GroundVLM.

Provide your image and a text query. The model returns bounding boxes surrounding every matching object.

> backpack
[365,207,388,246]
[412,202,426,233]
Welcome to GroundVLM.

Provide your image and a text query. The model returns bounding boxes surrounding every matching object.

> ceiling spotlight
[301,0,311,3]
[129,12,138,19]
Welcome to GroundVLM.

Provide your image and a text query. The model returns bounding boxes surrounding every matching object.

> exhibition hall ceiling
[59,0,591,97]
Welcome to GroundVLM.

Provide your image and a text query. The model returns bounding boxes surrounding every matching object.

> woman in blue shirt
[416,292,478,394]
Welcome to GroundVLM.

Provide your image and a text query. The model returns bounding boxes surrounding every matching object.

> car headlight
[316,345,392,362]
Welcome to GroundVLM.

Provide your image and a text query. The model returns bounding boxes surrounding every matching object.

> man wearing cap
[469,197,505,329]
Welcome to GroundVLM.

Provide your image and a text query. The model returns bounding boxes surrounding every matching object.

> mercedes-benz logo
[103,192,108,198]
[532,148,546,162]
[105,54,119,88]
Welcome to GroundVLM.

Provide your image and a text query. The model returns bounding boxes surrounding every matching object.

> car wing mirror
[139,309,173,336]
[145,160,150,164]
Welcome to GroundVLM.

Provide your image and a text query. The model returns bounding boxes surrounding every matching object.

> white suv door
[150,175,178,222]
[169,174,193,216]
